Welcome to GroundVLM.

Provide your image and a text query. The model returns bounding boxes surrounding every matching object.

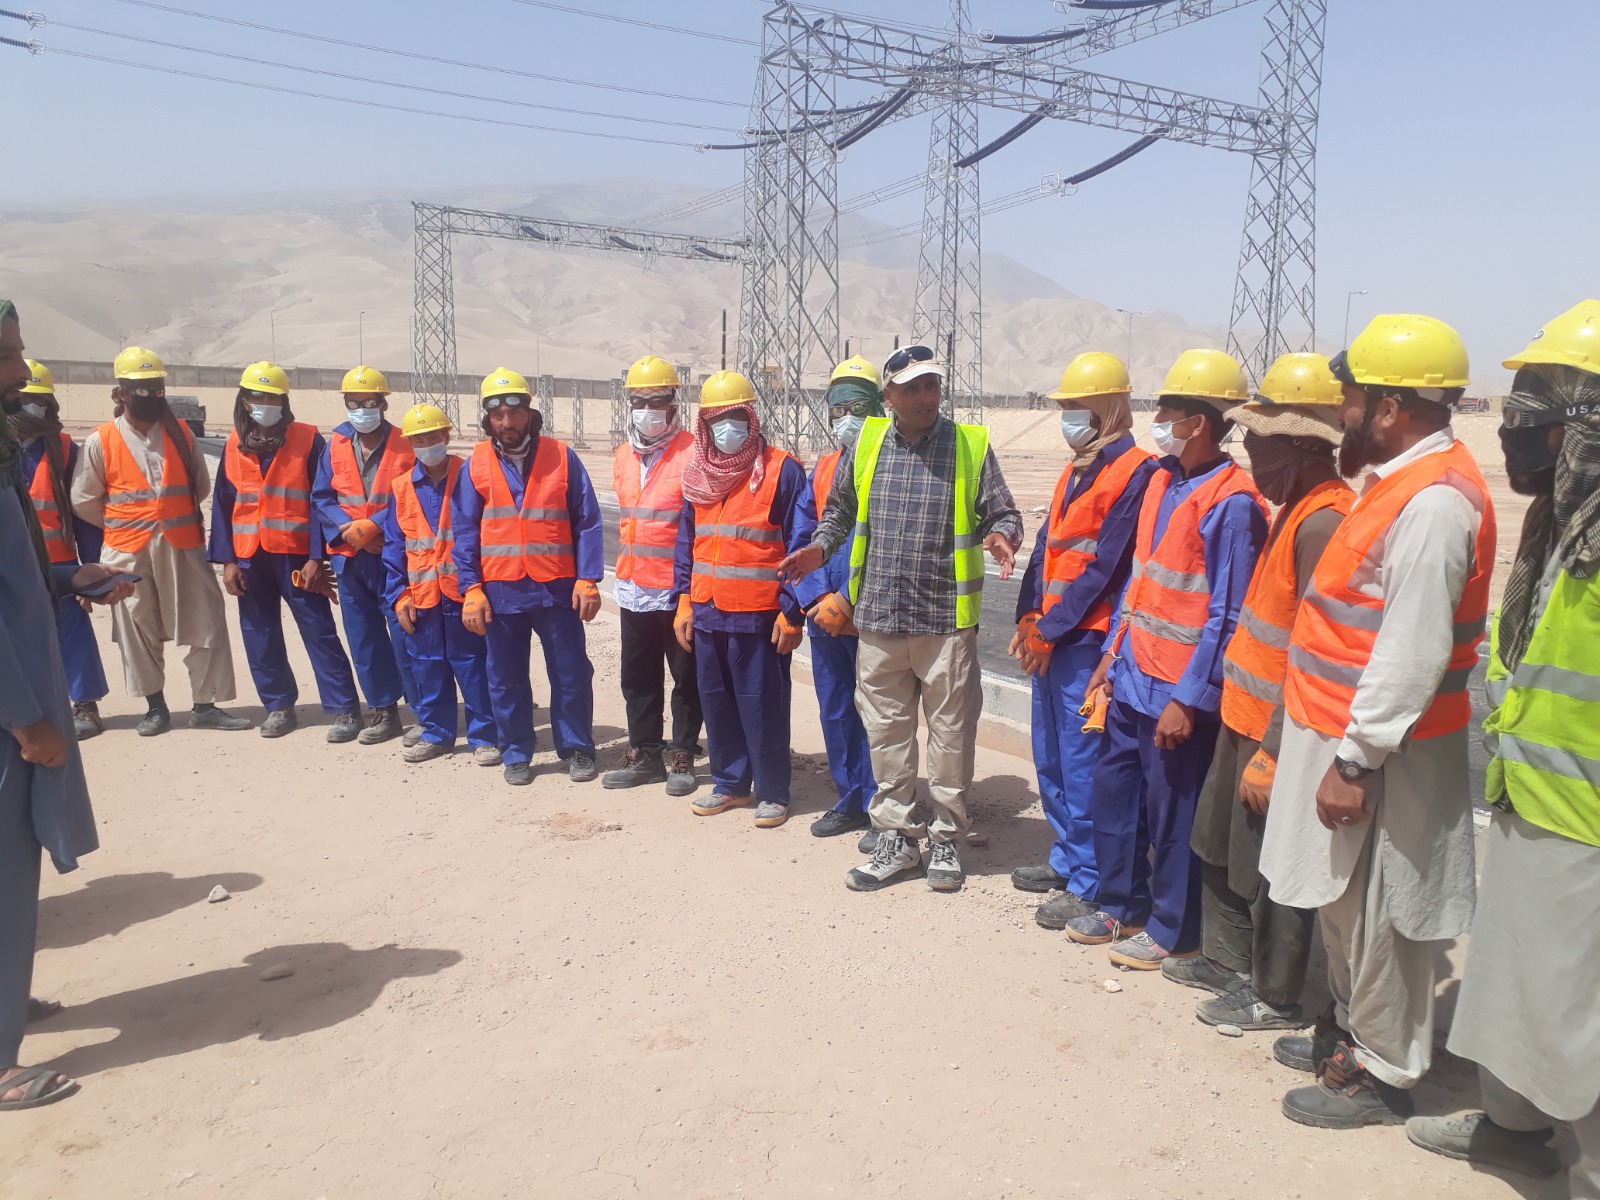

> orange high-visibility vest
[691,444,795,613]
[29,433,77,564]
[614,429,691,590]
[225,422,316,559]
[1041,445,1154,634]
[1220,479,1355,741]
[96,420,204,553]
[327,425,416,557]
[1121,461,1267,684]
[812,448,844,520]
[393,457,463,608]
[468,437,576,582]
[1284,439,1496,741]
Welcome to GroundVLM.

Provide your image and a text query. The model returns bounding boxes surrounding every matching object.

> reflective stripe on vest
[28,433,78,564]
[1040,444,1153,634]
[225,423,317,559]
[394,457,464,608]
[468,437,576,582]
[327,425,416,557]
[1482,578,1600,848]
[1219,479,1355,741]
[1284,439,1496,741]
[1120,461,1267,684]
[846,417,990,629]
[690,444,794,612]
[613,429,691,590]
[96,421,204,553]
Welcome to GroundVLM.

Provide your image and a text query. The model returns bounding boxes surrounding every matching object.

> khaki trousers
[855,628,981,843]
[103,538,237,704]
[1320,826,1444,1088]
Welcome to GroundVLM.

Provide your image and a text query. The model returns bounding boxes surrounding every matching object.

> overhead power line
[501,0,758,47]
[43,19,732,132]
[102,0,747,108]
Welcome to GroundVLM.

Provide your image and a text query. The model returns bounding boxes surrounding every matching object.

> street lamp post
[1115,307,1147,391]
[1343,290,1368,348]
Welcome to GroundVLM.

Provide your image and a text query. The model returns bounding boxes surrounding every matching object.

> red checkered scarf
[680,403,766,505]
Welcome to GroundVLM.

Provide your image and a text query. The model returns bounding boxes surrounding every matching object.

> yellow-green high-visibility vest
[1483,570,1600,848]
[846,416,990,630]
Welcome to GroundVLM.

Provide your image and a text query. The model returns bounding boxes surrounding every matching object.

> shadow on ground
[38,871,266,949]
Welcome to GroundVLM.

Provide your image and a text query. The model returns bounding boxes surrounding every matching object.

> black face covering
[1501,424,1558,496]
[126,394,166,424]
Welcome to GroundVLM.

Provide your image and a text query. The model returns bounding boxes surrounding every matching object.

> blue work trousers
[409,600,496,749]
[696,622,791,805]
[236,551,359,715]
[1088,697,1220,954]
[56,594,108,704]
[0,736,42,1065]
[333,551,417,710]
[1031,640,1105,898]
[484,605,595,765]
[808,627,874,813]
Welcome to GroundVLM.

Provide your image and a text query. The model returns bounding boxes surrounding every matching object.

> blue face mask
[1059,410,1096,449]
[414,441,449,468]
[832,415,865,447]
[348,407,384,434]
[710,418,749,455]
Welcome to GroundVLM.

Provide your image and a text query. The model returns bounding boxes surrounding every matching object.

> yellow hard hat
[1160,348,1249,403]
[1049,351,1130,400]
[1254,353,1341,406]
[114,345,166,380]
[1339,314,1469,390]
[401,403,452,438]
[240,361,290,395]
[341,365,391,395]
[1503,300,1600,377]
[625,355,680,391]
[480,367,530,400]
[699,369,757,410]
[830,355,881,387]
[20,359,54,395]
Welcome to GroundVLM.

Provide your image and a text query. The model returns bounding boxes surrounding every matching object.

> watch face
[1338,759,1368,782]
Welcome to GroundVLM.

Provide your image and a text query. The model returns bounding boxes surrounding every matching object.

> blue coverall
[210,434,360,715]
[1014,434,1156,899]
[671,455,808,808]
[22,437,109,706]
[312,421,419,712]
[1089,456,1267,954]
[451,438,604,767]
[790,456,875,815]
[378,461,496,751]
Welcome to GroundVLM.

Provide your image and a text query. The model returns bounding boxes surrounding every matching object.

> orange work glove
[1239,748,1277,815]
[1010,611,1052,675]
[462,585,493,635]
[1078,684,1109,734]
[772,610,804,655]
[811,591,857,637]
[291,565,339,604]
[572,579,601,622]
[341,518,383,553]
[394,594,418,635]
[673,594,694,653]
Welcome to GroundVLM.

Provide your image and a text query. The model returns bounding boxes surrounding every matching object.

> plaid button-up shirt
[811,416,1023,635]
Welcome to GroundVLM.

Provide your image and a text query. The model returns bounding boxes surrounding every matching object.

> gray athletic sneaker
[926,839,964,892]
[1196,985,1305,1030]
[1405,1113,1561,1178]
[845,831,920,892]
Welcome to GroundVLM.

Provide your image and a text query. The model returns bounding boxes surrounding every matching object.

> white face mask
[832,414,865,447]
[21,402,47,419]
[348,407,384,433]
[1059,410,1096,449]
[1151,418,1192,457]
[249,403,284,428]
[633,408,673,439]
[414,441,449,468]
[710,417,749,455]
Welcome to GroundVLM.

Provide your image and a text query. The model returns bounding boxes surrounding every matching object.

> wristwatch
[1334,756,1375,783]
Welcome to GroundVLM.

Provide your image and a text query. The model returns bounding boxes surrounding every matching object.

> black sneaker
[602,747,667,790]
[1197,985,1305,1030]
[504,761,534,786]
[1010,863,1066,893]
[1160,954,1247,996]
[1034,889,1095,929]
[1282,1044,1415,1129]
[71,701,103,740]
[1274,1010,1351,1073]
[191,704,250,731]
[926,839,964,892]
[260,709,298,739]
[136,707,171,737]
[811,809,869,838]
[664,749,697,797]
[357,704,403,745]
[568,753,598,783]
[326,712,362,744]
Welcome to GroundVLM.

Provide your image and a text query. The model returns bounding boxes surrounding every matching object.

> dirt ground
[1,567,1562,1199]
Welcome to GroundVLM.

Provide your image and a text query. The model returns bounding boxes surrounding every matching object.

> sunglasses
[629,396,677,410]
[483,393,531,410]
[829,399,877,420]
[344,396,385,409]
[883,344,934,377]
[1328,350,1355,386]
[121,384,165,398]
[242,389,282,403]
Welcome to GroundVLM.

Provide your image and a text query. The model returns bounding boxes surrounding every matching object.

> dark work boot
[602,747,667,790]
[72,701,103,740]
[1035,889,1095,930]
[1010,864,1067,893]
[811,809,869,838]
[326,711,362,744]
[358,704,403,745]
[1282,1044,1415,1129]
[664,749,698,797]
[191,703,250,731]
[136,704,171,737]
[1274,1009,1351,1073]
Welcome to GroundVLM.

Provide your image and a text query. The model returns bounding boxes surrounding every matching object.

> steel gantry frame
[410,201,745,426]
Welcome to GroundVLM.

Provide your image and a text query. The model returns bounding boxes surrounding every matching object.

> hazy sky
[11,0,1597,389]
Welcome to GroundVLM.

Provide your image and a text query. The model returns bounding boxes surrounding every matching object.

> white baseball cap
[881,343,947,387]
